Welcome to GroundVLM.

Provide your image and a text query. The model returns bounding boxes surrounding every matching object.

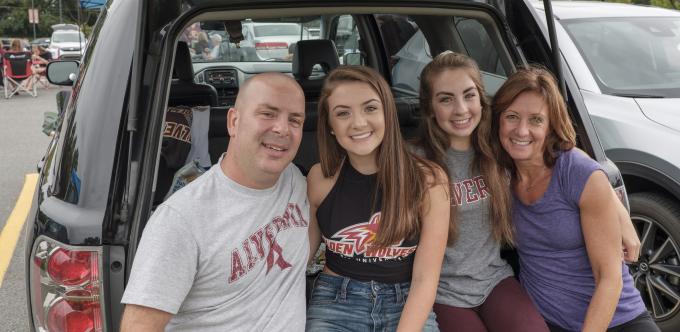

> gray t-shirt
[121,162,310,331]
[435,148,513,308]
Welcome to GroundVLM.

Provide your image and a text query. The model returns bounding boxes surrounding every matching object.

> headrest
[173,41,194,82]
[292,40,340,80]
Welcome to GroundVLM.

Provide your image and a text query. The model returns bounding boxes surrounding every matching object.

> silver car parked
[530,1,680,330]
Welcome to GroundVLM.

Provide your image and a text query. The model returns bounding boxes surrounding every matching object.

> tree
[0,0,99,38]
[581,0,679,8]
[656,0,680,9]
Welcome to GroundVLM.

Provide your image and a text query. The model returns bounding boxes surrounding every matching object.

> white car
[241,22,310,60]
[528,2,680,330]
[49,25,87,60]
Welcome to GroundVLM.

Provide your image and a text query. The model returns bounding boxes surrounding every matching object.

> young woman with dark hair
[306,66,450,331]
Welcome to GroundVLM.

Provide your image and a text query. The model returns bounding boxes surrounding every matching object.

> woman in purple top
[490,66,658,332]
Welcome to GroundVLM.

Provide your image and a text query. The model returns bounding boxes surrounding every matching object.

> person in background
[194,31,210,58]
[306,66,450,331]
[5,39,30,91]
[205,34,222,60]
[491,65,658,332]
[24,45,51,90]
[9,39,24,52]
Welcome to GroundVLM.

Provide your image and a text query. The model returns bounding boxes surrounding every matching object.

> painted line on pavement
[0,173,39,288]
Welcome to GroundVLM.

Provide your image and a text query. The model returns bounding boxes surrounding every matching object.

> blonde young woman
[306,66,451,331]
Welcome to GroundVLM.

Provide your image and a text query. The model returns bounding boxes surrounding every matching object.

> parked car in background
[49,24,87,60]
[528,1,680,330]
[31,38,51,49]
[0,37,12,50]
[241,21,313,60]
[26,1,633,331]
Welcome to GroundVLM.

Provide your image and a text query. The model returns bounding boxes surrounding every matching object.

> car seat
[169,41,218,107]
[156,41,219,204]
[291,40,341,173]
[292,39,340,100]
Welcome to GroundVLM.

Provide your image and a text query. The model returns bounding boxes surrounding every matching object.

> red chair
[2,51,37,98]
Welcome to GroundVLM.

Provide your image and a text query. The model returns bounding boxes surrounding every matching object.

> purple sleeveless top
[513,149,645,331]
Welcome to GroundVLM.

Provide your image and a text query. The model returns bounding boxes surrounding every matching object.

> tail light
[255,42,288,50]
[30,236,106,332]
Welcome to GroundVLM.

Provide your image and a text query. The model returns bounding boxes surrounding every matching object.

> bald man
[121,73,310,332]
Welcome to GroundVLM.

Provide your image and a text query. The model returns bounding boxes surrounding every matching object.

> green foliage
[631,0,652,5]
[0,0,99,38]
[654,0,680,9]
[581,0,679,9]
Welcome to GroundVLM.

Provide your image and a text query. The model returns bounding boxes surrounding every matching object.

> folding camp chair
[2,51,37,98]
[33,62,51,89]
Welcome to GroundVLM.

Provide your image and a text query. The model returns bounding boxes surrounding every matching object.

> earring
[330,130,335,135]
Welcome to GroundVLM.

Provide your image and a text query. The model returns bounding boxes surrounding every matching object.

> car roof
[244,21,301,25]
[53,30,83,34]
[181,0,500,10]
[51,23,80,30]
[530,0,680,20]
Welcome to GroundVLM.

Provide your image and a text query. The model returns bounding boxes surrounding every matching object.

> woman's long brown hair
[317,66,446,248]
[415,51,514,246]
[10,39,23,52]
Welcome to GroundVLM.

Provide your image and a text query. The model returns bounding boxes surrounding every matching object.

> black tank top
[316,161,418,283]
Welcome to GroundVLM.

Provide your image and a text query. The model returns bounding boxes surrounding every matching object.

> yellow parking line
[0,174,39,288]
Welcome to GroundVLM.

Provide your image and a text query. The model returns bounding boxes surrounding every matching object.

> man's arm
[120,206,197,330]
[120,304,172,332]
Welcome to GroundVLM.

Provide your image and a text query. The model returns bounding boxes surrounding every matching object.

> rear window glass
[52,31,85,43]
[182,19,320,63]
[375,14,508,96]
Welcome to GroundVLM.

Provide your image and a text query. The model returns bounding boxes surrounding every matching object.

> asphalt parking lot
[0,87,60,331]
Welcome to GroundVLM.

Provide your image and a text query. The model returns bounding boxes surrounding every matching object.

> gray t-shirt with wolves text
[122,161,310,331]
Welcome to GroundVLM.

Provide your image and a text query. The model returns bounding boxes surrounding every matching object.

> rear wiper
[610,92,664,98]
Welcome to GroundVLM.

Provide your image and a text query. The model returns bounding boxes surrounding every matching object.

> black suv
[27,1,650,331]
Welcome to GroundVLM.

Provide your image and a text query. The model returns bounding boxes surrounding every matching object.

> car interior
[153,11,516,204]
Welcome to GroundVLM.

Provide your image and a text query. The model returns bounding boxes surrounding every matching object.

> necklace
[521,168,552,192]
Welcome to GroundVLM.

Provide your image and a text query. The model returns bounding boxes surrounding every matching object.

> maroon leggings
[433,277,548,332]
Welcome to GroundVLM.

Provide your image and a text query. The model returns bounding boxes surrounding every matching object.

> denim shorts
[306,272,439,332]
